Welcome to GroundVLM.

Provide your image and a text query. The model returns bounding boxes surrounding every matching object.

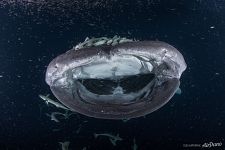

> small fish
[94,133,123,146]
[109,138,117,146]
[119,38,133,43]
[93,39,107,46]
[46,111,76,122]
[84,37,90,41]
[46,112,60,122]
[46,112,64,122]
[106,39,113,45]
[63,110,76,119]
[82,147,87,150]
[39,94,70,110]
[74,36,134,50]
[59,141,70,150]
[111,41,118,46]
[132,138,138,150]
[76,125,82,134]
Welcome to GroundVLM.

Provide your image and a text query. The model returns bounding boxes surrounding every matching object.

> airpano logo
[202,141,222,148]
[183,141,223,148]
[182,143,201,148]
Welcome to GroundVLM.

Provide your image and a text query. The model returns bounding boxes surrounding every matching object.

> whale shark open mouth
[72,56,155,105]
[45,38,186,119]
[71,54,156,105]
[78,73,155,95]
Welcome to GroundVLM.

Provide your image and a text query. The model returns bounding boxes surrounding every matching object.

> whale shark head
[45,39,186,119]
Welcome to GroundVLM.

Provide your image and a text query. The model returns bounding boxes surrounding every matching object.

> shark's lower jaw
[75,73,156,105]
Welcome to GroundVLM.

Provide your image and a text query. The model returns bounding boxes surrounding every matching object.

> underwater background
[0,0,225,149]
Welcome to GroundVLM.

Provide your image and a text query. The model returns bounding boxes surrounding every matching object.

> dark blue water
[0,0,225,149]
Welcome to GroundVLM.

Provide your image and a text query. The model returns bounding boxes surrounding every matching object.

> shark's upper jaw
[46,40,186,119]
[71,54,153,79]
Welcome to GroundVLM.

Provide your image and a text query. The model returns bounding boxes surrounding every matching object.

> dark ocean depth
[0,0,225,149]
